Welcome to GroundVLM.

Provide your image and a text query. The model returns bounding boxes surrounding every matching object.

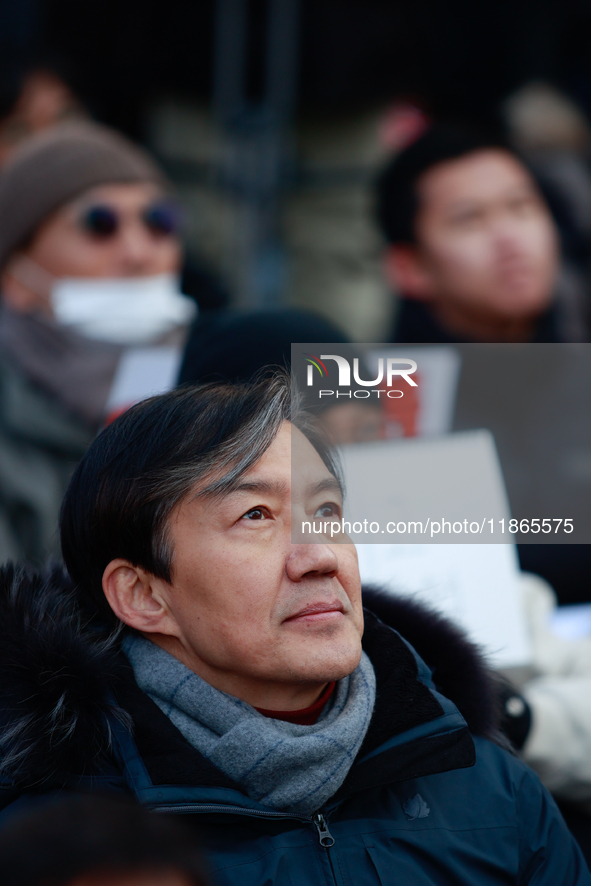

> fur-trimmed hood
[0,564,128,789]
[362,586,500,740]
[0,565,501,790]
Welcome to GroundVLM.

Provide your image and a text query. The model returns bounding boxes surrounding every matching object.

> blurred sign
[339,429,510,544]
[106,346,182,418]
[357,542,529,669]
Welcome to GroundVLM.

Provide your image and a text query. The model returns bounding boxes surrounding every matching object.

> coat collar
[110,608,476,803]
[0,566,494,797]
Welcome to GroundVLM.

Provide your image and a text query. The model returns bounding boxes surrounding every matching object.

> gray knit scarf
[122,634,376,817]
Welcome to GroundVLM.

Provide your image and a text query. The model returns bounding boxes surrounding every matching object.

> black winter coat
[0,567,588,885]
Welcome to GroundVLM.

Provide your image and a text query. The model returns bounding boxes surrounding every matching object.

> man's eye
[241,507,267,521]
[509,196,536,215]
[450,211,483,227]
[315,503,341,519]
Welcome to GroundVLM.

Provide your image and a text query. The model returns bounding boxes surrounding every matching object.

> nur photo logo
[304,352,418,401]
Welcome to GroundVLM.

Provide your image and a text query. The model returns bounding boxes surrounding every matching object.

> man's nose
[492,214,528,252]
[285,544,339,582]
[116,221,159,275]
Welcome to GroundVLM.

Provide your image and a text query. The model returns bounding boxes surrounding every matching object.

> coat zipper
[151,802,306,819]
[152,802,339,884]
[312,812,335,847]
[152,802,336,848]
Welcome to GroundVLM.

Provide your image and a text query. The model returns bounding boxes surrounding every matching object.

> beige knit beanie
[0,121,167,269]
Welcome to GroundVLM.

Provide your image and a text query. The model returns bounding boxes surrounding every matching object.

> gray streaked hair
[60,371,339,623]
[147,374,294,574]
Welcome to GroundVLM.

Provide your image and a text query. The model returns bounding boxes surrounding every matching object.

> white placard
[357,543,529,668]
[106,346,182,414]
[339,430,510,539]
[339,432,531,668]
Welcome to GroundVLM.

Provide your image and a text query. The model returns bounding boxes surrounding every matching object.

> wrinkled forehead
[193,421,342,505]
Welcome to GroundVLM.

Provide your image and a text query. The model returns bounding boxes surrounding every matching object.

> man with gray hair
[0,376,588,884]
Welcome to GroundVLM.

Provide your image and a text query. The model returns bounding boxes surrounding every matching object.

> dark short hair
[375,125,514,245]
[60,374,338,624]
[0,792,209,885]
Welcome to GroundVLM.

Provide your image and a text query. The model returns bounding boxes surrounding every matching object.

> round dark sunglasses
[79,202,181,238]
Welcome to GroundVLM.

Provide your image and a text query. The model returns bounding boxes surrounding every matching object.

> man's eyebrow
[306,476,344,499]
[197,475,343,502]
[229,479,289,497]
[446,199,481,211]
[197,478,290,501]
[447,185,536,215]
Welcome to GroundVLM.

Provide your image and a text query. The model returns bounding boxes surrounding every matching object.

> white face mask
[50,273,197,344]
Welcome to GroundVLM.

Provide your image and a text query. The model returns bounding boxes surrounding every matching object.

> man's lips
[284,600,345,623]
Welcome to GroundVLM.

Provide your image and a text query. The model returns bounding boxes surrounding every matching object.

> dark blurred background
[20,0,591,132]
[5,0,591,337]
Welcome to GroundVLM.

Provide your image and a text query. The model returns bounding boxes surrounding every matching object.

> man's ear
[1,252,53,314]
[102,559,180,637]
[383,244,434,301]
[1,265,35,313]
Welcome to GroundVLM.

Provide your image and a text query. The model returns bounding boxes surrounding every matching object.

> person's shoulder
[472,736,589,866]
[472,733,533,784]
[472,731,584,849]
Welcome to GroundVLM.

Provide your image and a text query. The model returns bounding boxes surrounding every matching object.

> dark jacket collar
[111,606,477,800]
[0,566,497,798]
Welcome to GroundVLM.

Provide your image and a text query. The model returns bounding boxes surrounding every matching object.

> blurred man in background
[0,793,209,886]
[0,121,195,564]
[375,125,586,343]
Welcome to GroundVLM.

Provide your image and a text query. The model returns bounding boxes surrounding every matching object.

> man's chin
[287,636,364,684]
[494,284,553,316]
